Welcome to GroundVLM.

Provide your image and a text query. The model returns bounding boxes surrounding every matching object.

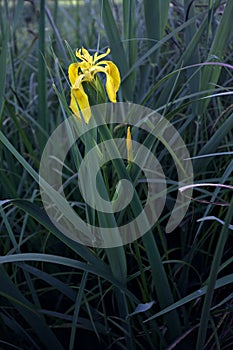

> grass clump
[0,1,233,349]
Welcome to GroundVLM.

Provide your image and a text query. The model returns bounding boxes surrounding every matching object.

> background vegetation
[0,0,233,349]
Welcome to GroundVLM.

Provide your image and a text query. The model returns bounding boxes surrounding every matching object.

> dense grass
[0,0,233,349]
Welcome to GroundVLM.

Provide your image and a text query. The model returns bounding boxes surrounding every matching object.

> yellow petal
[68,63,79,86]
[70,85,91,123]
[126,126,133,163]
[76,47,93,64]
[93,48,111,63]
[73,73,85,89]
[104,61,121,102]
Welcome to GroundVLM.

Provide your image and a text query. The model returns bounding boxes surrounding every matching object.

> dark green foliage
[0,1,233,349]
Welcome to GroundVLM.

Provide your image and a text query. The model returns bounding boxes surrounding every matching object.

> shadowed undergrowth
[0,1,233,349]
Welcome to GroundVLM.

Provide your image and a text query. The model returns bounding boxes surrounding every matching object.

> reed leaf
[199,0,233,112]
[38,0,48,151]
[0,268,64,350]
[101,0,133,100]
[196,200,233,350]
[144,0,170,64]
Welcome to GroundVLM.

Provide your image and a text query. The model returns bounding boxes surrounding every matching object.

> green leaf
[0,10,8,116]
[144,0,170,64]
[194,111,233,173]
[38,0,48,151]
[199,0,233,112]
[101,0,133,100]
[196,200,233,350]
[145,273,233,322]
[0,268,64,350]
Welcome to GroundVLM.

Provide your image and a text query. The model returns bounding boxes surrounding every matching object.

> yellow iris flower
[68,47,121,123]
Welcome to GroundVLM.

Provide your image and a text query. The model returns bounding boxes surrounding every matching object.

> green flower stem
[78,119,134,348]
[98,122,182,342]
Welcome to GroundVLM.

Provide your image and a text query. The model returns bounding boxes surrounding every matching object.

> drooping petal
[70,85,91,123]
[68,63,79,86]
[73,73,85,89]
[103,61,121,102]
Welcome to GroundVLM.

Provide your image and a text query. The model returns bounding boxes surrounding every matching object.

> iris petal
[94,48,111,63]
[68,63,79,86]
[76,47,93,64]
[70,86,91,123]
[104,61,121,102]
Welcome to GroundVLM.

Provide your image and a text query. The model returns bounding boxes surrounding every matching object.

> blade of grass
[123,0,137,95]
[19,263,76,301]
[0,252,137,302]
[5,101,39,168]
[0,6,8,117]
[195,157,233,238]
[199,0,233,112]
[196,199,233,350]
[0,311,41,350]
[100,0,132,100]
[123,14,199,83]
[184,0,200,115]
[156,6,208,109]
[0,267,64,350]
[11,0,24,32]
[193,111,233,174]
[38,0,48,151]
[69,272,88,350]
[145,273,233,322]
[144,0,170,64]
[45,5,69,66]
[0,206,18,251]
